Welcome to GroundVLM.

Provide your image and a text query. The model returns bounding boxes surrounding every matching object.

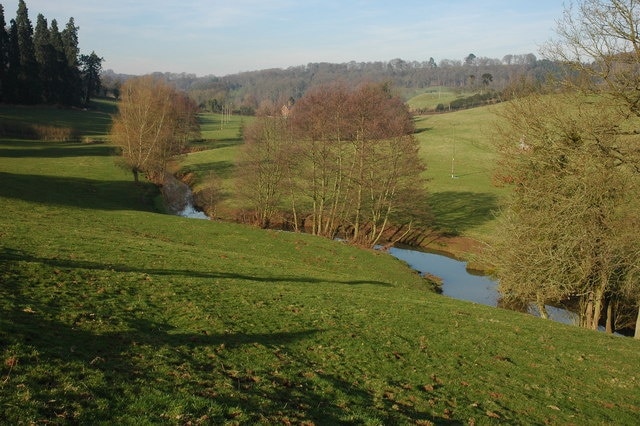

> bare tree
[235,106,290,228]
[289,83,351,237]
[110,76,199,183]
[236,82,428,247]
[540,0,640,336]
[490,91,640,333]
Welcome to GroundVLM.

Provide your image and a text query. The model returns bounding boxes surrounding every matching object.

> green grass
[407,87,473,112]
[413,105,509,241]
[2,103,639,424]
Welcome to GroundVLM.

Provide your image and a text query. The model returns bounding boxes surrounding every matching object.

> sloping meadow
[1,105,639,424]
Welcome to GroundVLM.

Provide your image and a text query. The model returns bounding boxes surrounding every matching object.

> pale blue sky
[5,1,567,76]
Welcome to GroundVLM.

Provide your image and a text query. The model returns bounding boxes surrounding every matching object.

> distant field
[407,87,472,111]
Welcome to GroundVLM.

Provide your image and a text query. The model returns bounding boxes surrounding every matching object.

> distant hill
[101,54,562,114]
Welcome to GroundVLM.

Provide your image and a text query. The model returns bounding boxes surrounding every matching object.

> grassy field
[2,102,639,424]
[413,105,508,242]
[406,87,482,112]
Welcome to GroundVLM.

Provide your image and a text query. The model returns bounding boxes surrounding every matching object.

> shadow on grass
[0,140,115,158]
[1,247,392,287]
[181,160,235,179]
[189,138,242,151]
[0,172,157,212]
[0,255,450,424]
[428,191,500,234]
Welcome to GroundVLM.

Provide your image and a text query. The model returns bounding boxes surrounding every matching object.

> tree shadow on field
[0,247,393,287]
[0,140,115,158]
[189,138,242,151]
[181,160,236,179]
[0,252,453,424]
[0,172,157,212]
[428,191,500,235]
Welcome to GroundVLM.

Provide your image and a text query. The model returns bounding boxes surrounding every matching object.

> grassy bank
[1,103,639,424]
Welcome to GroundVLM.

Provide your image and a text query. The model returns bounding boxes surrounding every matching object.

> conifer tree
[48,19,66,104]
[0,5,9,101]
[6,19,19,102]
[61,17,82,104]
[80,51,103,104]
[33,13,55,102]
[15,0,40,103]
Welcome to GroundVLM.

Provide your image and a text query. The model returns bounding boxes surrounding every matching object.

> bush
[0,119,79,141]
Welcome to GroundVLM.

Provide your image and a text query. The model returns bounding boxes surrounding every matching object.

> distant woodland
[101,53,561,115]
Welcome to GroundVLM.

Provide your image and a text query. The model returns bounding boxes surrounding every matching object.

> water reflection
[389,247,499,306]
[387,247,578,325]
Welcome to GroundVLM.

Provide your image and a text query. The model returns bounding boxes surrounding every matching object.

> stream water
[163,174,209,220]
[387,246,579,325]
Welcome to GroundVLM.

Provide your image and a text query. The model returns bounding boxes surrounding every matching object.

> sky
[5,0,567,77]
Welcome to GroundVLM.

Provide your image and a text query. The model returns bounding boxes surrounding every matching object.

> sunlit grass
[1,103,639,424]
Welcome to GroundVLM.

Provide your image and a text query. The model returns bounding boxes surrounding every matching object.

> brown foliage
[110,76,199,183]
[236,82,428,246]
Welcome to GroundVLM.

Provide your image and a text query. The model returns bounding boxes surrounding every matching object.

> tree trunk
[590,281,606,330]
[605,298,615,334]
[635,305,640,339]
[583,292,594,329]
[132,168,139,183]
[536,293,548,319]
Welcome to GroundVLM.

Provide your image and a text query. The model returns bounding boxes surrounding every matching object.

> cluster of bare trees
[110,76,200,183]
[490,0,640,337]
[236,82,427,247]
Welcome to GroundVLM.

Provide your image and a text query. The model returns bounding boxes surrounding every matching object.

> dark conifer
[48,19,67,104]
[6,19,19,102]
[0,5,9,101]
[80,51,103,104]
[34,13,56,102]
[15,0,40,103]
[61,17,82,104]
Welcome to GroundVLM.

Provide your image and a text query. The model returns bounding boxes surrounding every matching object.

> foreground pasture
[1,104,638,424]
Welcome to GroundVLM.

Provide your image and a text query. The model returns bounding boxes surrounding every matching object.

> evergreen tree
[6,19,19,102]
[0,5,9,101]
[48,19,67,104]
[33,13,55,102]
[80,51,103,104]
[15,0,40,103]
[61,17,81,105]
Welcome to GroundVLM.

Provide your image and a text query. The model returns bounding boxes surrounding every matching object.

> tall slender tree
[15,0,40,103]
[48,19,66,104]
[6,19,19,102]
[33,13,56,103]
[80,51,103,104]
[61,17,81,104]
[0,5,9,101]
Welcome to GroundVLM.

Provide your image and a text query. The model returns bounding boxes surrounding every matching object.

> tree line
[185,56,559,115]
[99,53,561,117]
[0,0,103,105]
